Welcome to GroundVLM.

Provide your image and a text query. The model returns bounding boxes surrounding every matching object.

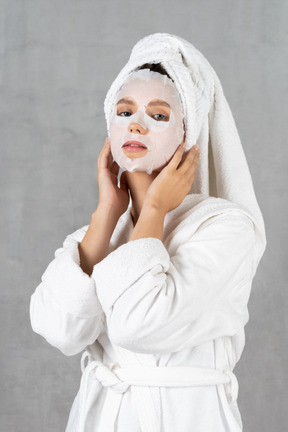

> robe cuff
[91,238,170,313]
[42,240,103,318]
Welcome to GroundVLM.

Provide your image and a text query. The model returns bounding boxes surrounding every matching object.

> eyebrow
[117,98,134,105]
[117,98,170,108]
[148,100,170,108]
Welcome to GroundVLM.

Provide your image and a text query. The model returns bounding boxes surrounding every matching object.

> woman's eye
[118,111,132,117]
[153,113,169,121]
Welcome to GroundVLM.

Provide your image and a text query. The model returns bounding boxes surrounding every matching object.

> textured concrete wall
[1,0,286,431]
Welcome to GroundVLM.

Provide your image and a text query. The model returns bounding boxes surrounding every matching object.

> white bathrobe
[30,192,262,432]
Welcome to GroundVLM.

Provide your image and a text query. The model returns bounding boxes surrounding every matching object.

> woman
[30,33,266,432]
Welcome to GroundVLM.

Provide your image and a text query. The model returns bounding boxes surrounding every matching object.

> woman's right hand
[97,137,130,218]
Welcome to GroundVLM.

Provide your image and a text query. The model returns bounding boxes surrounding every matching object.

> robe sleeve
[92,211,256,354]
[29,226,105,356]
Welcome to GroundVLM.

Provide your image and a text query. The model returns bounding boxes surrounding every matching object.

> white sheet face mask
[109,69,185,174]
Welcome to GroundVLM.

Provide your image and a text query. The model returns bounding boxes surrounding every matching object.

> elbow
[30,292,104,357]
[33,325,82,356]
[46,335,86,357]
[30,302,82,356]
[30,312,95,357]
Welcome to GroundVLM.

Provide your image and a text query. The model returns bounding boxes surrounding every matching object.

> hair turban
[104,32,266,266]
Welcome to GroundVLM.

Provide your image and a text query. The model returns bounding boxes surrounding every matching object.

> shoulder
[196,197,255,230]
[195,211,255,243]
[186,193,253,215]
[172,197,256,261]
[182,194,256,228]
[166,194,256,246]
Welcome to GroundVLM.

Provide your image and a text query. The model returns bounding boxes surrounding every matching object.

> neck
[126,170,159,226]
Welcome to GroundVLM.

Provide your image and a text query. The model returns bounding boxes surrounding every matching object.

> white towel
[104,32,266,265]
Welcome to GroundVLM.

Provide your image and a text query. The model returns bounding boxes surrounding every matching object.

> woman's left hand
[143,140,200,215]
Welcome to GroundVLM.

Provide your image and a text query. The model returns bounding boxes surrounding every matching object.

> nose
[128,123,149,135]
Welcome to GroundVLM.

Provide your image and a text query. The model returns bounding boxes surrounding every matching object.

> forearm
[79,204,120,275]
[129,205,166,242]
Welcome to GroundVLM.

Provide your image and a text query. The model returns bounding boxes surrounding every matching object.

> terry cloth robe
[30,192,264,432]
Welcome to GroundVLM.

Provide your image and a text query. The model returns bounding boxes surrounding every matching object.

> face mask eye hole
[152,113,169,121]
[146,111,169,122]
[118,111,132,117]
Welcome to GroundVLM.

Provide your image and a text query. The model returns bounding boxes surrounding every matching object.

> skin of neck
[125,169,160,226]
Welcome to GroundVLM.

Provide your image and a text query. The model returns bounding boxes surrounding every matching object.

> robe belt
[78,350,239,432]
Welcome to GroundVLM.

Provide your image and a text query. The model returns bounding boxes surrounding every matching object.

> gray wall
[1,0,286,431]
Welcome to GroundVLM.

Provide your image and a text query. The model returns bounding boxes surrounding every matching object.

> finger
[168,141,186,170]
[98,138,111,171]
[191,147,200,170]
[111,160,120,177]
[178,144,200,174]
[107,151,113,170]
[119,170,128,191]
[97,138,109,168]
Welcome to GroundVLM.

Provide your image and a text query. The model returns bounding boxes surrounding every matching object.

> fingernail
[194,144,200,152]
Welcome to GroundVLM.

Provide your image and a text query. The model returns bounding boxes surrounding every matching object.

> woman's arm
[30,225,106,356]
[92,211,256,354]
[30,138,130,356]
[78,138,130,275]
[90,143,256,353]
[78,203,121,275]
[129,142,200,242]
[129,206,166,241]
[30,204,121,356]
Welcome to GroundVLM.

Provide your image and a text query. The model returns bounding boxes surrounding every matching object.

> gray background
[1,0,287,431]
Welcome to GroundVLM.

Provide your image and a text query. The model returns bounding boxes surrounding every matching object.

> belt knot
[81,351,129,394]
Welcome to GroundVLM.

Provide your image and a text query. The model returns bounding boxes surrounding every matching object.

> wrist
[90,204,120,235]
[94,202,122,220]
[130,205,165,242]
[142,201,167,219]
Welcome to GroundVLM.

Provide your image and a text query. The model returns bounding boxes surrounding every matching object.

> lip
[122,141,148,150]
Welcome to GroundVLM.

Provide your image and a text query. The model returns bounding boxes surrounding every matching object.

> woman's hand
[143,139,200,215]
[97,137,130,217]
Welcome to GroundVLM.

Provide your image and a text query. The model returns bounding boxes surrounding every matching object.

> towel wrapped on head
[104,32,266,265]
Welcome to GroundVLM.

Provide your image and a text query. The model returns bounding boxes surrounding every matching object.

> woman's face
[109,70,185,174]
